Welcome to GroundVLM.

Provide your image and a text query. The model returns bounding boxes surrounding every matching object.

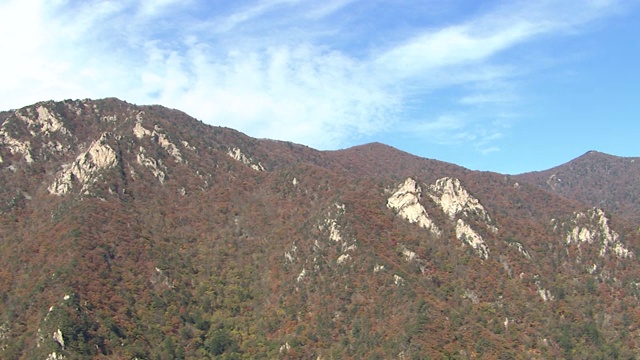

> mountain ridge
[1,97,634,178]
[515,149,640,223]
[1,98,639,359]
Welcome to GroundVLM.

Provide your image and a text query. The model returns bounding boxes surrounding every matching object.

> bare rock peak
[387,178,441,237]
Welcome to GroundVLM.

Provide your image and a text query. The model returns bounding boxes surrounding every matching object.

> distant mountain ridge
[1,98,639,359]
[515,150,640,223]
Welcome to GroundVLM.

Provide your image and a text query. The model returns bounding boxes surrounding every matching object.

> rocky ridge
[389,177,495,259]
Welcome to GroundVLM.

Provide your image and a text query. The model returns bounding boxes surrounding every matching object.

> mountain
[1,98,640,359]
[515,151,640,224]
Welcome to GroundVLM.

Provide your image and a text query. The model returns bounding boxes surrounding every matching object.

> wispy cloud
[374,21,537,80]
[137,42,399,147]
[407,113,500,149]
[304,0,357,19]
[214,0,301,33]
[0,0,632,152]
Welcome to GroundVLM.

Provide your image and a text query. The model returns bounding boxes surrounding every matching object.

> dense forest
[1,98,639,359]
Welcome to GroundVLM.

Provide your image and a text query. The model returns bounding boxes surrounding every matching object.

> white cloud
[372,0,624,83]
[374,21,537,81]
[0,0,631,153]
[138,42,399,148]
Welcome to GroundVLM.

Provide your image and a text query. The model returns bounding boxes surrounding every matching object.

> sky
[0,0,638,174]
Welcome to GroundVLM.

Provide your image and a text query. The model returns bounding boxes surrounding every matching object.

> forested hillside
[1,99,639,359]
[516,150,640,223]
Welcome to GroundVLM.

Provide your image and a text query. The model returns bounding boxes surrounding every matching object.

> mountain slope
[1,99,640,359]
[515,151,640,223]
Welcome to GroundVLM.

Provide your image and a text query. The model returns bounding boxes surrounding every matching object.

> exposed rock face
[296,268,306,283]
[136,147,167,184]
[402,247,417,262]
[533,275,554,302]
[284,244,298,264]
[323,204,357,263]
[538,288,554,302]
[48,133,118,195]
[336,253,351,264]
[53,329,64,349]
[387,178,441,237]
[132,116,151,139]
[0,127,34,163]
[327,219,342,243]
[46,352,65,360]
[228,147,265,171]
[426,177,495,259]
[0,103,74,164]
[11,105,70,139]
[455,219,489,260]
[559,208,632,259]
[393,274,405,286]
[427,177,492,224]
[0,323,9,346]
[133,112,184,163]
[28,106,69,135]
[388,177,494,259]
[508,241,532,260]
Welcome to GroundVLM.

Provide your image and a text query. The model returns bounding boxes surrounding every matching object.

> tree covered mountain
[0,98,639,359]
[515,150,640,223]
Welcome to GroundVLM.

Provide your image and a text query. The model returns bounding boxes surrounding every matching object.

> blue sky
[0,0,638,174]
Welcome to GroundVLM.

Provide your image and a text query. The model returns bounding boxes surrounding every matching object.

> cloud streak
[0,0,632,152]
